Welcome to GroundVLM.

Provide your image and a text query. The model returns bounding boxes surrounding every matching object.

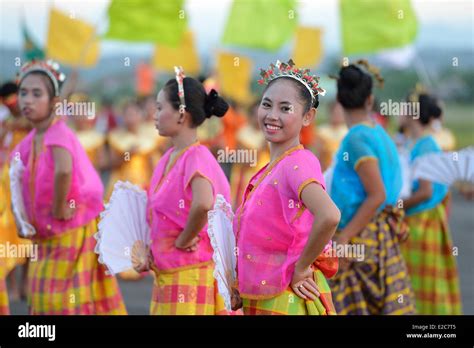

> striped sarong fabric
[150,264,230,315]
[242,269,337,315]
[401,203,462,314]
[329,207,416,315]
[27,219,127,315]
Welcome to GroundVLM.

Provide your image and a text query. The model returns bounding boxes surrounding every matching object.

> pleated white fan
[412,147,474,186]
[94,181,151,275]
[9,159,36,237]
[207,194,236,311]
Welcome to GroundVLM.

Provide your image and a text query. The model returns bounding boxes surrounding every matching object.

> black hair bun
[419,94,442,125]
[336,64,373,109]
[339,65,363,89]
[204,89,229,118]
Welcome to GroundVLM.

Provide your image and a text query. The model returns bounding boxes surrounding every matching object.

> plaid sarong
[329,207,416,315]
[401,203,462,314]
[242,269,337,315]
[150,264,229,315]
[27,219,127,315]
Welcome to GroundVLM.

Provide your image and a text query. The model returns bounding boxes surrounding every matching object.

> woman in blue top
[328,61,415,315]
[400,91,461,314]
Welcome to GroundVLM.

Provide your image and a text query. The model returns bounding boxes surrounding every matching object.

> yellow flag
[152,31,200,74]
[46,8,99,67]
[292,27,323,67]
[216,52,253,105]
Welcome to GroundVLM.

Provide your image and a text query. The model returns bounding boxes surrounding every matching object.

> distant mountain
[1,44,472,90]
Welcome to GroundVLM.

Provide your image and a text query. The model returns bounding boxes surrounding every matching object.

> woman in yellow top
[104,100,164,198]
[68,93,106,170]
[0,81,31,303]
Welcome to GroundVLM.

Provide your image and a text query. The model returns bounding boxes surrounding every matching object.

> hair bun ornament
[257,59,326,103]
[407,83,428,103]
[331,59,384,89]
[355,59,384,88]
[204,89,219,118]
[17,59,66,97]
[174,66,186,114]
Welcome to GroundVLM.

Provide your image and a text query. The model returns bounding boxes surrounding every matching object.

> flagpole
[413,48,433,89]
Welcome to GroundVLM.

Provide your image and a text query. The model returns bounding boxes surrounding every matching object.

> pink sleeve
[182,147,215,193]
[284,151,326,201]
[43,121,75,155]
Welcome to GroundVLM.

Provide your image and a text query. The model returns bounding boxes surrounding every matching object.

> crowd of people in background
[0,57,470,316]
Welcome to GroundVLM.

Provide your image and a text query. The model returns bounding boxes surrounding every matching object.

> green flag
[23,21,44,61]
[222,0,297,51]
[105,0,186,45]
[341,0,418,55]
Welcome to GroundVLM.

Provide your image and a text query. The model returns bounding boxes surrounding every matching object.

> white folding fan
[9,159,36,237]
[94,181,151,275]
[207,194,236,311]
[412,146,474,186]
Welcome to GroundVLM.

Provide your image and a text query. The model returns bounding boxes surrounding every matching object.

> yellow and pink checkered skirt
[242,269,337,315]
[150,263,230,315]
[27,219,127,315]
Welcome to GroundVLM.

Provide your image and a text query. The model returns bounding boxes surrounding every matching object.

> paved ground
[7,191,474,315]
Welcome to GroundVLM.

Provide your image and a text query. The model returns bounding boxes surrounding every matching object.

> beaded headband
[17,59,66,97]
[258,59,326,104]
[174,66,186,114]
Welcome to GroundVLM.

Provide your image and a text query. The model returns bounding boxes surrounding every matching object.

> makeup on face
[257,79,306,144]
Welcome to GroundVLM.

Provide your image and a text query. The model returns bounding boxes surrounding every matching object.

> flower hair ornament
[174,66,186,114]
[17,59,66,97]
[330,59,384,88]
[257,59,326,104]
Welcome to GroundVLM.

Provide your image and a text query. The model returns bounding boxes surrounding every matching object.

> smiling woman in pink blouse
[231,60,341,315]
